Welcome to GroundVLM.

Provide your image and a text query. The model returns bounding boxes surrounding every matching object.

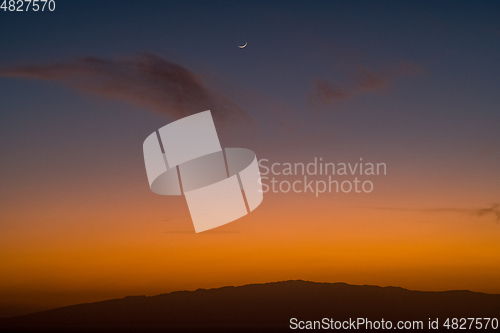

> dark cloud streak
[308,61,423,110]
[374,203,500,222]
[0,53,252,126]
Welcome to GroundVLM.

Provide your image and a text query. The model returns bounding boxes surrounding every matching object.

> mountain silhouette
[1,280,499,332]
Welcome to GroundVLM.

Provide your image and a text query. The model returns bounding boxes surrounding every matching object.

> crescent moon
[238,42,247,49]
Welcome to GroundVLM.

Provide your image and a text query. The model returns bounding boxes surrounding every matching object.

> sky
[0,0,499,317]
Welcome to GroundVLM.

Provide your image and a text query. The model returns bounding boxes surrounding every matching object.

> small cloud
[308,61,424,110]
[472,204,500,221]
[0,53,252,126]
[374,203,500,223]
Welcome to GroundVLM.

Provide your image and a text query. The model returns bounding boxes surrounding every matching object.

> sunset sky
[0,0,499,317]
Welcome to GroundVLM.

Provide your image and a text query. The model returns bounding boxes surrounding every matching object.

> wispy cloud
[0,53,252,125]
[308,61,423,110]
[375,203,500,222]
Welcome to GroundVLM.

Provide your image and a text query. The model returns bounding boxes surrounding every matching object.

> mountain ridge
[1,280,499,331]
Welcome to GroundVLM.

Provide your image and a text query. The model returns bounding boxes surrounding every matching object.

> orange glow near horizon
[1,175,499,315]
